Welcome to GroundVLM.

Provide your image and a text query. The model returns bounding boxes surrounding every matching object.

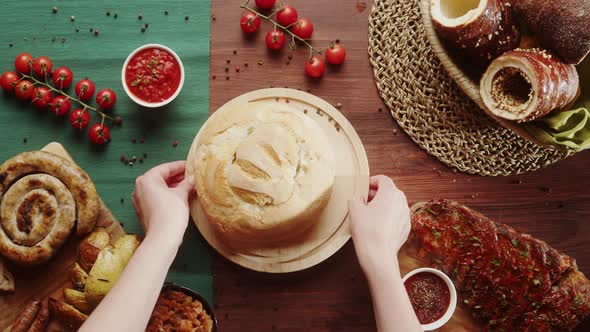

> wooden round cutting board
[186,88,369,273]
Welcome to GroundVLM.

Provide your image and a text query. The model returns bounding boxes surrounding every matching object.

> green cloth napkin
[0,0,212,302]
[526,57,590,151]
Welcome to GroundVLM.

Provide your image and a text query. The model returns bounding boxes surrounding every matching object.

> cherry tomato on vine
[14,53,33,74]
[14,80,34,100]
[276,6,298,27]
[31,86,53,109]
[265,30,286,51]
[291,18,313,39]
[255,0,275,10]
[70,109,90,130]
[96,88,117,110]
[0,71,20,92]
[74,79,96,101]
[88,123,110,144]
[305,56,325,78]
[325,43,346,65]
[52,66,74,90]
[240,12,261,33]
[50,95,71,116]
[32,56,53,78]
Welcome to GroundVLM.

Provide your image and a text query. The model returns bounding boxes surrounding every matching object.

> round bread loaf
[192,104,335,244]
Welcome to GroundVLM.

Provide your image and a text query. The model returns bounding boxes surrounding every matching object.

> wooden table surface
[209,0,590,330]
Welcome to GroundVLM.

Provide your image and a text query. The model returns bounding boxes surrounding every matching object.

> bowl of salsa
[122,44,184,108]
[402,267,457,331]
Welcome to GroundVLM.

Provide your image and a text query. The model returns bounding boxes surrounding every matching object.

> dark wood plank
[210,0,590,330]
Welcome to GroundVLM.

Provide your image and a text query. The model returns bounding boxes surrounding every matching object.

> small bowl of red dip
[402,267,457,331]
[122,44,184,108]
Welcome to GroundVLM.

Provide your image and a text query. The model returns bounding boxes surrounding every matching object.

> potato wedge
[63,288,93,314]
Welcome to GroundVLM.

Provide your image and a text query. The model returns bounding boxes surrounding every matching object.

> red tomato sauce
[404,272,450,324]
[125,48,181,103]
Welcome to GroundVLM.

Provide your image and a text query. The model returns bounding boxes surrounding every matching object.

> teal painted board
[0,1,213,302]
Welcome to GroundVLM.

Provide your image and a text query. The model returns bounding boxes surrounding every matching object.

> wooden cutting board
[0,142,125,331]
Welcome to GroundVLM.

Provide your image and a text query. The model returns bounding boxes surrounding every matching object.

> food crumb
[52,6,58,13]
[70,16,75,22]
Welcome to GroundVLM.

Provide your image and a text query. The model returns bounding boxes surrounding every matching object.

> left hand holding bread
[132,161,195,248]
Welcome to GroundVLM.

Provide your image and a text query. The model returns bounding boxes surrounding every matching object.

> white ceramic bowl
[402,267,457,331]
[121,43,185,108]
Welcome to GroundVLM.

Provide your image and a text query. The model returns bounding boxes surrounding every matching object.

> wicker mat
[368,0,571,176]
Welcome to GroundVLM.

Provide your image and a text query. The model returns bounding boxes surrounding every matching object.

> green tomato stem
[21,73,114,121]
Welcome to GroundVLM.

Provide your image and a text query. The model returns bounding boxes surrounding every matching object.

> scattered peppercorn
[114,116,122,126]
[233,50,237,55]
[286,61,290,65]
[138,14,143,20]
[114,13,118,19]
[52,6,58,13]
[244,63,248,67]
[70,16,75,22]
[185,16,189,21]
[23,138,28,144]
[61,37,66,43]
[120,198,125,203]
[303,109,308,114]
[211,14,216,21]
[141,27,146,33]
[173,140,179,147]
[106,11,111,16]
[132,156,137,162]
[235,66,240,72]
[143,153,148,158]
[139,158,144,163]
[287,54,293,60]
[51,37,56,43]
[94,30,100,36]
[224,67,229,72]
[226,76,230,80]
[75,27,79,32]
[165,9,169,15]
[90,28,93,32]
[335,38,341,43]
[378,107,383,112]
[9,42,13,48]
[226,58,231,64]
[212,75,216,80]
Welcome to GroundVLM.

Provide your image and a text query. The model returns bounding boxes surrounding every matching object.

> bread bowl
[192,102,334,245]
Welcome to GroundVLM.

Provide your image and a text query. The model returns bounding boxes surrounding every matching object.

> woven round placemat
[368,0,572,176]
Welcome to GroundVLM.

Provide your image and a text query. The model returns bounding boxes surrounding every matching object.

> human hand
[132,161,195,248]
[349,175,411,271]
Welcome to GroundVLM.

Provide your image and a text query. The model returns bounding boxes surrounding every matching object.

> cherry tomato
[0,71,20,92]
[305,56,325,78]
[14,80,34,100]
[32,56,53,78]
[31,86,53,109]
[88,123,110,144]
[51,66,74,90]
[265,30,286,51]
[325,43,346,65]
[255,0,275,10]
[14,53,33,74]
[240,12,261,33]
[96,88,117,110]
[291,18,313,39]
[277,6,298,27]
[50,95,72,116]
[74,79,96,101]
[70,109,90,130]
